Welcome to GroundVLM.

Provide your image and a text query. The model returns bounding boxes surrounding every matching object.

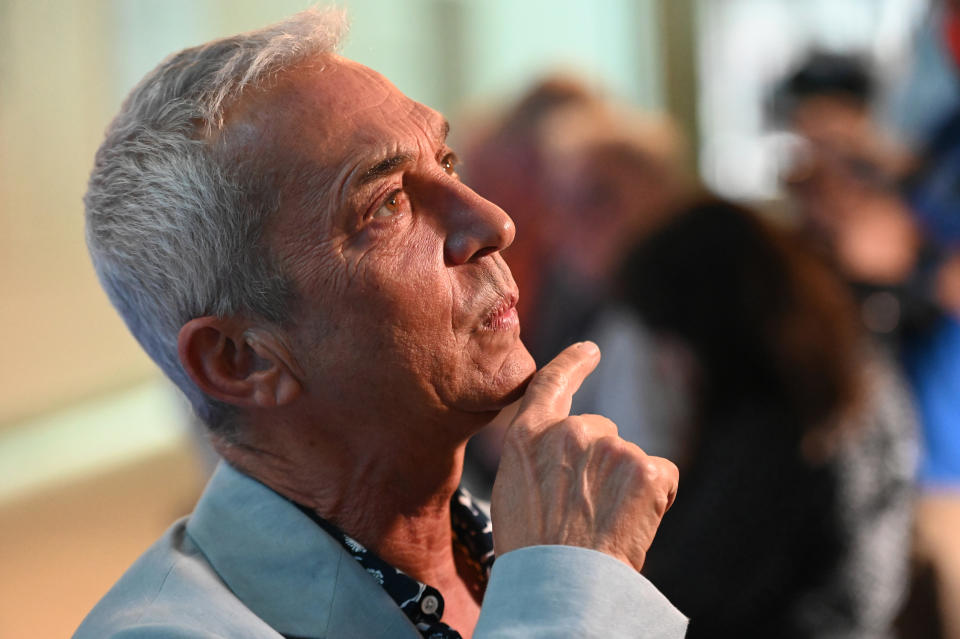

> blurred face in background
[539,101,686,285]
[783,94,920,285]
[549,144,679,283]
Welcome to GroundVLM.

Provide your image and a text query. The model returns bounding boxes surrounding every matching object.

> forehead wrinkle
[381,94,448,148]
[262,63,453,239]
[410,104,449,148]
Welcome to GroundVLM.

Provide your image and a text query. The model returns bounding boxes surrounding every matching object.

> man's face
[234,57,535,431]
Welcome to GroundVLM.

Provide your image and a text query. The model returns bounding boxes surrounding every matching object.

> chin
[465,342,536,413]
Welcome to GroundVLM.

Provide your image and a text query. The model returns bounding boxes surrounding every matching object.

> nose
[443,187,516,265]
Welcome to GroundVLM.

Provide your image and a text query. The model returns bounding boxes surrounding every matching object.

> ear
[177,317,303,410]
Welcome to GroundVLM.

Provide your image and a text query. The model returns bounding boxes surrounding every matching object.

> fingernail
[579,341,599,354]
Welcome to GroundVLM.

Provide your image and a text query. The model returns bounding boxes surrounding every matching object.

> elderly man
[75,9,685,639]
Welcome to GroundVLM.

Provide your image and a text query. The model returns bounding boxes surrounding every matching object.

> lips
[482,291,520,331]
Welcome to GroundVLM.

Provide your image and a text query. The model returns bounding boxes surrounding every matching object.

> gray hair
[85,8,346,435]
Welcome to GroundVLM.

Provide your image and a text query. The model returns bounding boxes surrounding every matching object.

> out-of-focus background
[3,0,960,637]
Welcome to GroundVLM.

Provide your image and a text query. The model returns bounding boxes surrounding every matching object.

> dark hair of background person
[620,200,869,637]
[768,50,876,127]
[620,199,863,448]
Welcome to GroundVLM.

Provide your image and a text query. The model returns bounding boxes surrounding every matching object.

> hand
[490,341,679,573]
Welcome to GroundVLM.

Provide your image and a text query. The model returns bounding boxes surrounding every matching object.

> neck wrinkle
[218,416,469,588]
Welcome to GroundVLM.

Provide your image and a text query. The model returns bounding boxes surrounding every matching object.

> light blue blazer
[75,462,687,638]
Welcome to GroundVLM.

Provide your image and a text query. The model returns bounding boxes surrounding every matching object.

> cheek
[351,229,452,331]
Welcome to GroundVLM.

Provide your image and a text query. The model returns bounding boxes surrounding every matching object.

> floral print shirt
[296,487,494,639]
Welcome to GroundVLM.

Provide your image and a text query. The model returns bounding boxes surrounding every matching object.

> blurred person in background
[774,46,960,637]
[535,95,690,363]
[460,79,690,494]
[542,100,694,461]
[621,200,917,639]
[771,50,935,351]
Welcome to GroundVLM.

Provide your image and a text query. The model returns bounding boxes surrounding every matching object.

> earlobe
[178,317,303,410]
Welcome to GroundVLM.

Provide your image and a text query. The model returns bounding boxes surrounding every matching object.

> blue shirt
[905,315,960,488]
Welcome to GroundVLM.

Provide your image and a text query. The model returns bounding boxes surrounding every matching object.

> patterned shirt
[296,488,495,639]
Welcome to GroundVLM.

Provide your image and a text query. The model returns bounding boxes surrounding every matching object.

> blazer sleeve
[474,545,688,638]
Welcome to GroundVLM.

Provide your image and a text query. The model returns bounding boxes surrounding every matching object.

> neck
[218,412,484,637]
[216,411,476,588]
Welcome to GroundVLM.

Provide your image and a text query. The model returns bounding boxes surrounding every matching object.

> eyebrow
[355,119,451,187]
[358,153,412,186]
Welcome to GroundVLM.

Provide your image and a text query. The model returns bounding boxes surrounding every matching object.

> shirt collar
[295,486,495,639]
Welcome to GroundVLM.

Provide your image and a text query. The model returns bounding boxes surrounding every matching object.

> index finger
[513,341,601,430]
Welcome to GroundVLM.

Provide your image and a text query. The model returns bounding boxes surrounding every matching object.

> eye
[440,152,459,177]
[371,189,408,219]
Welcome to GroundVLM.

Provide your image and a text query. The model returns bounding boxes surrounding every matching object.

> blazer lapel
[186,462,420,639]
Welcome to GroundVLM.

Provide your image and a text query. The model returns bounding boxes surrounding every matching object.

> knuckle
[661,458,680,483]
[643,459,663,482]
[590,435,635,469]
[557,416,588,442]
[618,447,655,483]
[647,456,677,483]
[579,413,619,436]
[593,434,624,456]
[653,488,672,515]
[548,417,590,455]
[642,457,679,513]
